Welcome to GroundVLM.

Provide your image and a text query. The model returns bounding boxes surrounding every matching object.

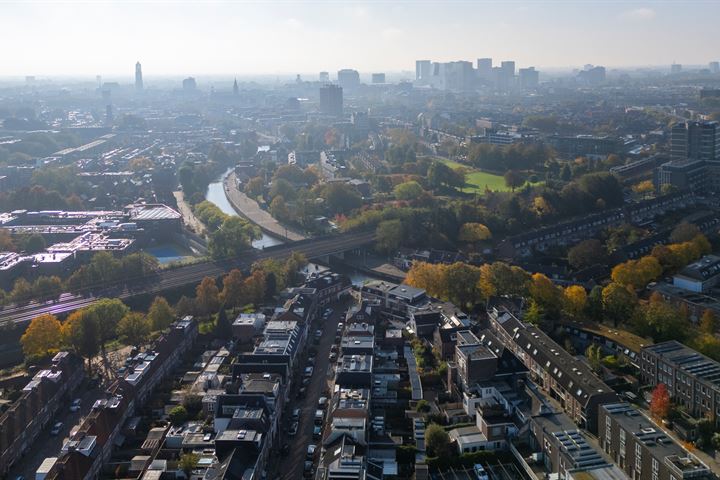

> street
[271,298,349,480]
[7,380,105,480]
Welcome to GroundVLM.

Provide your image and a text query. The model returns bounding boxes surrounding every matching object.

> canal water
[205,169,284,249]
[206,169,375,285]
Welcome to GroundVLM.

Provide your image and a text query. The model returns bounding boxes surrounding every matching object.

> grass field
[434,157,514,193]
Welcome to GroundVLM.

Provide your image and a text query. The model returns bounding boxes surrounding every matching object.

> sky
[2,0,720,77]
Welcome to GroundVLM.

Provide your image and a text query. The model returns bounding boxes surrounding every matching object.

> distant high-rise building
[337,69,360,89]
[319,71,330,82]
[477,58,492,79]
[577,66,606,85]
[96,75,102,89]
[671,63,682,74]
[105,104,113,124]
[182,77,197,91]
[709,62,719,74]
[233,78,239,95]
[319,84,343,116]
[371,73,385,84]
[500,61,516,77]
[415,60,431,82]
[135,61,143,90]
[518,67,539,89]
[671,121,720,162]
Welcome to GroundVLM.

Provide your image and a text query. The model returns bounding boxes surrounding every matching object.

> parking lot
[432,462,527,480]
[272,298,350,480]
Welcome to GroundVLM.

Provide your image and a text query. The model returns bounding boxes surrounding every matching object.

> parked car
[289,421,299,436]
[292,408,301,421]
[304,461,314,475]
[313,425,322,438]
[314,409,324,424]
[315,329,323,338]
[307,444,317,458]
[50,422,63,436]
[318,397,328,408]
[329,352,337,362]
[304,366,314,377]
[474,464,489,480]
[69,398,81,412]
[336,323,343,332]
[298,387,306,398]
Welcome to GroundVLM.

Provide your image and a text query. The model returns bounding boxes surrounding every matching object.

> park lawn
[433,156,543,194]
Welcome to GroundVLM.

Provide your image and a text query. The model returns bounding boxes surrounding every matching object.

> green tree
[393,181,424,200]
[10,278,33,305]
[179,452,199,477]
[568,239,607,269]
[375,219,405,254]
[215,307,232,340]
[425,423,451,459]
[85,298,129,348]
[147,296,175,330]
[503,170,524,191]
[269,195,290,222]
[32,276,63,302]
[320,182,362,215]
[601,283,637,327]
[169,405,188,425]
[62,309,100,365]
[586,344,602,373]
[117,312,151,346]
[24,234,46,254]
[209,216,259,260]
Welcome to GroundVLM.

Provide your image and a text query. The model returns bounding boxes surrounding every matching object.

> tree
[196,277,220,316]
[393,181,424,200]
[31,276,63,302]
[320,182,362,214]
[529,273,561,314]
[147,296,175,330]
[209,216,259,260]
[415,399,431,413]
[563,285,587,318]
[586,344,602,373]
[425,423,451,459]
[117,312,150,346]
[637,294,687,343]
[221,269,245,308]
[62,309,100,363]
[376,219,405,254]
[269,195,290,222]
[669,222,701,244]
[700,310,717,335]
[21,314,62,360]
[568,239,607,269]
[427,161,463,190]
[175,296,195,317]
[215,307,232,340]
[244,176,265,198]
[178,452,199,477]
[602,283,637,326]
[0,230,15,250]
[243,270,266,306]
[649,383,671,420]
[458,223,492,243]
[504,170,524,191]
[85,298,129,347]
[169,405,188,425]
[24,234,46,254]
[10,278,33,305]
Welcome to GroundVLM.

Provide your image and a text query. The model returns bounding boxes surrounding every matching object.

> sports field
[434,157,518,193]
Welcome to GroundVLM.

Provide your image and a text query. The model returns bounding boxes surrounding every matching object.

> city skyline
[2,0,720,76]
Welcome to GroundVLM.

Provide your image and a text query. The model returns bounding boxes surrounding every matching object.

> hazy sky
[3,0,720,77]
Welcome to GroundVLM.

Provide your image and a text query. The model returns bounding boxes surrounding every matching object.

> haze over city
[3,0,720,76]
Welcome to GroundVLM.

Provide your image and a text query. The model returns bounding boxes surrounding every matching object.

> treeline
[467,142,553,172]
[20,296,175,364]
[0,251,159,306]
[191,201,260,260]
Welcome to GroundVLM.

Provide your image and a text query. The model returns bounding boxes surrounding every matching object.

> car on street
[304,461,314,476]
[69,398,81,412]
[307,444,317,458]
[315,329,323,338]
[474,464,489,480]
[336,322,343,332]
[313,425,322,438]
[329,352,337,362]
[318,396,328,408]
[50,422,63,435]
[314,409,324,424]
[298,387,306,398]
[292,408,301,421]
[304,366,314,377]
[289,421,299,436]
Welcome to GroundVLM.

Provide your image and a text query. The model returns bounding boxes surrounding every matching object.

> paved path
[173,190,206,235]
[223,172,306,242]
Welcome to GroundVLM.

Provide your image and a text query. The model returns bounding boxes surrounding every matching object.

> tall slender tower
[233,78,239,95]
[135,61,143,90]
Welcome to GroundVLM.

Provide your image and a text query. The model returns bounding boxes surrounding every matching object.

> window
[635,443,642,473]
[652,458,659,480]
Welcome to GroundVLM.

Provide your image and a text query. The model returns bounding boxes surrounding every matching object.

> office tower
[319,71,330,82]
[337,69,360,89]
[135,61,143,90]
[371,73,385,84]
[671,63,682,74]
[477,58,492,79]
[319,84,343,116]
[709,62,720,74]
[577,66,606,85]
[233,78,239,95]
[415,60,431,82]
[518,67,539,89]
[182,77,197,90]
[96,75,102,89]
[670,121,720,162]
[105,105,113,124]
[500,61,515,77]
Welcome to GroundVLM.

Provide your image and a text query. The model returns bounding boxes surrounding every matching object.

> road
[0,231,375,325]
[173,190,206,235]
[271,298,350,480]
[7,381,104,480]
[224,172,306,241]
